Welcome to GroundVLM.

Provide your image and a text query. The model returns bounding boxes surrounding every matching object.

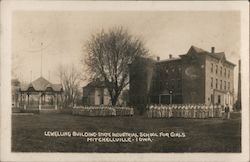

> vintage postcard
[1,1,249,162]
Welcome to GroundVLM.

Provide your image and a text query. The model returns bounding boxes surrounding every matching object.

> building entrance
[160,95,171,104]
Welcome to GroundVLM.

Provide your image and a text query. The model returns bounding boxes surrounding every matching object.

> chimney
[211,47,215,53]
[169,54,172,59]
[157,56,160,61]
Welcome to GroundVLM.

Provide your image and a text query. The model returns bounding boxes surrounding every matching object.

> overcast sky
[12,11,240,89]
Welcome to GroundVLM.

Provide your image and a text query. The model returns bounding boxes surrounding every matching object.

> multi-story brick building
[129,46,235,109]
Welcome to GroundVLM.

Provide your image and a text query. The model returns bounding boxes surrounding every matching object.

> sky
[12,11,240,90]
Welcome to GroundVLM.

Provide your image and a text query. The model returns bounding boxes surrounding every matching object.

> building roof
[82,79,108,97]
[180,45,236,67]
[132,46,235,67]
[191,45,208,53]
[156,57,181,64]
[85,79,106,88]
[20,76,63,92]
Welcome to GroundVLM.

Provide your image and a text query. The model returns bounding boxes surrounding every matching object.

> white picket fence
[72,106,134,117]
[147,104,223,119]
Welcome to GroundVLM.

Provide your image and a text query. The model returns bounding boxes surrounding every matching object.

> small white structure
[82,79,111,106]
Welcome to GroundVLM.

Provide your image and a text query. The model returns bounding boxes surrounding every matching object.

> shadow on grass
[12,113,241,152]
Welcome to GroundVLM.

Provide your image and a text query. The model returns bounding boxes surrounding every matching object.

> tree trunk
[111,94,119,106]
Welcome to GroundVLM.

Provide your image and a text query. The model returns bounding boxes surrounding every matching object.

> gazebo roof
[20,77,63,92]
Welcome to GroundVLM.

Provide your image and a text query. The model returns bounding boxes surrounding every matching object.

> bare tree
[84,27,149,106]
[57,64,84,108]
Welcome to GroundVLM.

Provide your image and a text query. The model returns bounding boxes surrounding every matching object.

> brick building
[129,46,235,108]
[128,57,155,112]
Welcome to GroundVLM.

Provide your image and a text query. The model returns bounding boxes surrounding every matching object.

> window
[165,66,169,74]
[177,79,181,90]
[224,68,226,77]
[211,77,213,88]
[220,80,222,90]
[153,80,157,89]
[165,82,169,88]
[178,66,182,75]
[160,80,164,89]
[218,95,221,104]
[178,66,182,71]
[228,82,230,90]
[215,65,218,74]
[211,94,214,103]
[228,70,230,78]
[224,81,226,90]
[211,63,213,72]
[215,79,218,89]
[104,89,109,96]
[220,66,222,76]
[171,79,175,89]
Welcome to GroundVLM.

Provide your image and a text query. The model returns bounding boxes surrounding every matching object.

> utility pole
[30,70,32,82]
[236,59,241,111]
[40,42,43,77]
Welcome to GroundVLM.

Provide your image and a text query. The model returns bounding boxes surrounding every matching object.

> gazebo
[19,77,63,110]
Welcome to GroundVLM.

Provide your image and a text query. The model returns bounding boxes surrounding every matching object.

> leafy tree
[84,27,149,106]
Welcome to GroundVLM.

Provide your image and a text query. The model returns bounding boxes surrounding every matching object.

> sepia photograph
[1,1,249,162]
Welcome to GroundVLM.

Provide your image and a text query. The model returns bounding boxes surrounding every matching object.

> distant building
[129,46,236,109]
[11,79,21,108]
[82,80,111,106]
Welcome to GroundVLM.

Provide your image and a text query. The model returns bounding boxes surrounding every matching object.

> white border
[1,1,249,162]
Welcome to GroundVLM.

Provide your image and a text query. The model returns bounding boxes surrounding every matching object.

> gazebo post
[55,94,58,110]
[57,93,59,109]
[27,94,30,106]
[20,93,22,109]
[39,92,42,111]
[60,93,63,109]
[17,94,20,108]
[43,93,46,105]
[24,93,27,110]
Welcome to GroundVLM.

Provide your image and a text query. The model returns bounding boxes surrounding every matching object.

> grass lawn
[12,113,241,152]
